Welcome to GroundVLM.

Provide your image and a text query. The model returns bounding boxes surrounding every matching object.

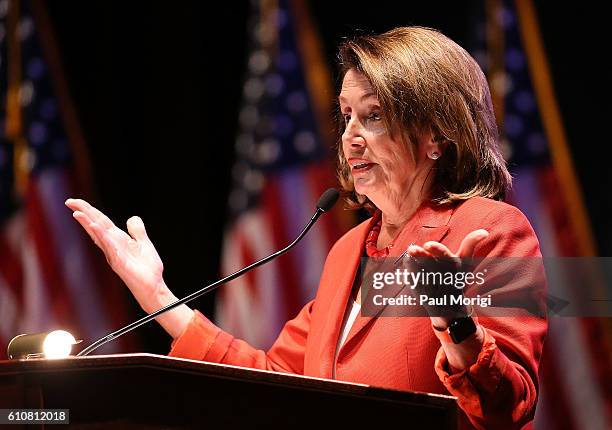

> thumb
[126,216,150,243]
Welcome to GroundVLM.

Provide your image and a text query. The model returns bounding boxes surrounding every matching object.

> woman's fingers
[456,229,489,257]
[72,209,126,268]
[65,198,114,230]
[67,198,134,244]
[73,210,117,253]
[88,222,125,267]
[423,241,461,268]
[406,244,434,258]
[423,241,453,257]
[72,211,102,248]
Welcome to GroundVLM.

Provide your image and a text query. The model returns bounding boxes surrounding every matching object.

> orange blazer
[170,197,547,430]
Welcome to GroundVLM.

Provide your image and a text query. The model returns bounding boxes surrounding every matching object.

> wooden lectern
[0,353,457,428]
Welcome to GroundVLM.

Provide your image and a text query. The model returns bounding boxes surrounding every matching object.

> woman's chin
[353,178,379,196]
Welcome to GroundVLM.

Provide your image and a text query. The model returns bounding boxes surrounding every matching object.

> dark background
[45,1,611,353]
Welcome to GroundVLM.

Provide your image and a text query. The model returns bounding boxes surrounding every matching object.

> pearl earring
[428,151,440,160]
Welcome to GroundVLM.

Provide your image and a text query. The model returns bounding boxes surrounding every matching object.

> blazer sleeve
[434,204,548,430]
[168,299,313,374]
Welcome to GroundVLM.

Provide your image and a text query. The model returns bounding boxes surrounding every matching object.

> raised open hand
[65,198,167,314]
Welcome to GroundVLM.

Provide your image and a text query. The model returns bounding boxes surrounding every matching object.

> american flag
[472,0,612,428]
[215,0,350,349]
[0,0,132,357]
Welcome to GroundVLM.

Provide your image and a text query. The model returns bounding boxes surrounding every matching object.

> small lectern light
[42,330,78,359]
[7,330,79,360]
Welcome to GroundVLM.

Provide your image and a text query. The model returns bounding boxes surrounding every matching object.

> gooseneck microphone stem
[77,188,338,357]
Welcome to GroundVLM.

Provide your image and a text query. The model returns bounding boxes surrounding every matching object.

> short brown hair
[336,26,511,210]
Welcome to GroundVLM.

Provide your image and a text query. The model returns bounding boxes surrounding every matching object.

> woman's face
[339,69,429,201]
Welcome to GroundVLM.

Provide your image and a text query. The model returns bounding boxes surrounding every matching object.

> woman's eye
[367,112,381,121]
[343,114,351,124]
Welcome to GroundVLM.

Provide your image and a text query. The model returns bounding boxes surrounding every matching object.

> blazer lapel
[317,220,370,378]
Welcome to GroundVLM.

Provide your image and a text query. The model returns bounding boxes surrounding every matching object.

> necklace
[365,211,396,257]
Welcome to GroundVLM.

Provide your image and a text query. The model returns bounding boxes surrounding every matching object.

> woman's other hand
[407,229,489,370]
[65,198,193,338]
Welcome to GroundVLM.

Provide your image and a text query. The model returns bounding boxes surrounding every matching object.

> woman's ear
[426,134,446,160]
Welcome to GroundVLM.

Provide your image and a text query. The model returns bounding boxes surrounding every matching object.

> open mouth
[351,162,374,172]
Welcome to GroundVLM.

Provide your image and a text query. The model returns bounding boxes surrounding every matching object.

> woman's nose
[342,119,366,148]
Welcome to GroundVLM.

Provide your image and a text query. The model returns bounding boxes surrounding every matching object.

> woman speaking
[66,27,546,429]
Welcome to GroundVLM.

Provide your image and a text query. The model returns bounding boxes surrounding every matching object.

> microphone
[316,188,340,212]
[77,188,340,356]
